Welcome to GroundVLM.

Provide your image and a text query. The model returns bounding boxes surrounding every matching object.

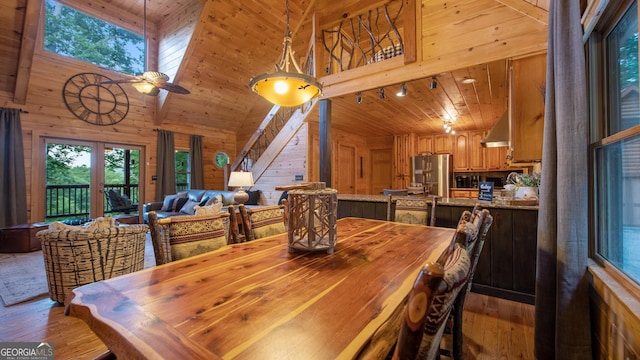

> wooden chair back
[389,195,439,226]
[148,211,230,265]
[227,204,245,244]
[392,262,445,360]
[239,200,288,241]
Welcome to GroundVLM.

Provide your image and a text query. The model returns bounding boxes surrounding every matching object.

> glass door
[43,138,143,223]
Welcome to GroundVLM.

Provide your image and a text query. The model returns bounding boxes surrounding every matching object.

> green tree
[46,144,91,185]
[44,0,144,74]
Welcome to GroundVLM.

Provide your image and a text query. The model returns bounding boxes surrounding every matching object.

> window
[44,0,144,74]
[590,0,640,284]
[175,151,191,191]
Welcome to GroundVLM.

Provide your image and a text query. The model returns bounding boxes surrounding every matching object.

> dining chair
[383,189,409,196]
[239,200,288,241]
[392,262,445,360]
[227,204,245,244]
[443,207,493,360]
[390,195,439,226]
[148,211,230,265]
[431,205,492,360]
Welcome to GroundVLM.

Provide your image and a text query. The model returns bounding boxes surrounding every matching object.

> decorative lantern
[287,187,338,254]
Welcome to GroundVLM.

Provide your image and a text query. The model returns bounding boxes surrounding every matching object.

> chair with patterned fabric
[239,201,287,241]
[420,205,491,360]
[390,195,439,226]
[227,204,245,244]
[148,211,230,265]
[392,262,445,360]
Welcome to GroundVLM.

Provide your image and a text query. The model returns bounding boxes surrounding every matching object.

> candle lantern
[287,187,338,254]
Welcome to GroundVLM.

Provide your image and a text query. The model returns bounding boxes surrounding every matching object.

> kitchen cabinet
[416,135,434,154]
[510,54,546,162]
[433,134,452,154]
[450,189,478,199]
[452,131,485,171]
[486,146,510,170]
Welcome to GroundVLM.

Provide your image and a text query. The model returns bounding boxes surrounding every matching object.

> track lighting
[429,77,437,90]
[356,92,362,104]
[396,83,407,97]
[379,87,385,99]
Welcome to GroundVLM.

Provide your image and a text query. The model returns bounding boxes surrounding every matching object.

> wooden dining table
[66,217,455,360]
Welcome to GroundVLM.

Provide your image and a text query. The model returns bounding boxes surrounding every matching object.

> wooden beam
[494,0,549,25]
[14,0,43,105]
[156,1,210,125]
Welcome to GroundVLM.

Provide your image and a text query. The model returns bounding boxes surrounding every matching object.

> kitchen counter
[337,193,538,210]
[337,193,539,304]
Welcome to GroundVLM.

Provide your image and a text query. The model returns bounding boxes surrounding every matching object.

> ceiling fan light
[132,82,159,96]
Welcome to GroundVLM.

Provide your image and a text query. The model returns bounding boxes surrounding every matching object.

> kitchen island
[337,194,538,304]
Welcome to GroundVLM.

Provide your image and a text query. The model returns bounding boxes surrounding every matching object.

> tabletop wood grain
[66,217,455,360]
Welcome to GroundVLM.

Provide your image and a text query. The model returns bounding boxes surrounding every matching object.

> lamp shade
[250,71,322,108]
[228,171,254,188]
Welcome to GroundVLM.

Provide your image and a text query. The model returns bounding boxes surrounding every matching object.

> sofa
[143,189,261,222]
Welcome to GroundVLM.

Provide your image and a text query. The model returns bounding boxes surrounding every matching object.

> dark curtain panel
[190,135,204,189]
[155,130,176,201]
[534,0,592,358]
[0,108,28,227]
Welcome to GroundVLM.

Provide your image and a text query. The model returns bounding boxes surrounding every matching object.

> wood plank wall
[0,48,235,223]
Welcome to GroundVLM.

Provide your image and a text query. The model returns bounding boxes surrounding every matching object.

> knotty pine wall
[0,48,235,223]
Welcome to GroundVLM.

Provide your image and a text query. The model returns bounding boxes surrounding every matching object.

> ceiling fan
[101,0,190,96]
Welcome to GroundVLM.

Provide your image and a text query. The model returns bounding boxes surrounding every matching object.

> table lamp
[228,171,254,204]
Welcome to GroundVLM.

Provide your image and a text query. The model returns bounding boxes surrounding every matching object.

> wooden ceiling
[2,0,550,139]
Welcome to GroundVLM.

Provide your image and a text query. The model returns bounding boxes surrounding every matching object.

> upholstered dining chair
[148,211,230,265]
[392,262,445,360]
[389,195,439,226]
[442,207,493,360]
[238,201,288,241]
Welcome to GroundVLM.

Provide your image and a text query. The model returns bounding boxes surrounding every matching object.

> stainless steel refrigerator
[411,154,452,197]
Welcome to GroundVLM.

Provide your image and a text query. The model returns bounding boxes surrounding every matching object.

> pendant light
[249,0,322,107]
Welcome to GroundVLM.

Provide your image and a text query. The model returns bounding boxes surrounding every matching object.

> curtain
[0,108,28,228]
[190,135,204,189]
[155,130,176,201]
[534,0,592,358]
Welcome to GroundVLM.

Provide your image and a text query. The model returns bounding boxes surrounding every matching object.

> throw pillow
[194,202,223,216]
[180,200,199,215]
[84,217,117,229]
[161,194,178,211]
[205,194,223,206]
[171,197,189,212]
[198,196,210,207]
[246,190,261,205]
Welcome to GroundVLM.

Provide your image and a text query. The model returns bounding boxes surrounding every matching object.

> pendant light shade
[249,0,322,107]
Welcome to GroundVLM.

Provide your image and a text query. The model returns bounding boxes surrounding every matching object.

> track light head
[356,92,362,104]
[379,87,385,99]
[429,77,437,90]
[396,83,407,97]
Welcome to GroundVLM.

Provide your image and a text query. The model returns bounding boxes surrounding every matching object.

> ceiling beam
[494,0,549,25]
[14,0,43,105]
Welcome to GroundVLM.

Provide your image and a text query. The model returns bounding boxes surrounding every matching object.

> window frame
[587,0,640,295]
[41,0,151,75]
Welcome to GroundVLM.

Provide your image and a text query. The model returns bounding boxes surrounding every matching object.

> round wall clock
[63,72,130,125]
[215,152,230,168]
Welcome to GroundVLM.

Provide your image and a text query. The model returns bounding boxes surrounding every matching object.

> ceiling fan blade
[100,78,142,84]
[157,82,191,94]
[142,71,170,82]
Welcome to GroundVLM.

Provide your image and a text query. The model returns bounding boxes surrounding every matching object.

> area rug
[0,235,156,306]
[0,251,49,306]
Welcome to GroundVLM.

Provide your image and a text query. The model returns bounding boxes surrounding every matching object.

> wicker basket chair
[37,220,148,303]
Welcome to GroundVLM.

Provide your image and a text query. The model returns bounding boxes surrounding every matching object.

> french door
[42,138,144,222]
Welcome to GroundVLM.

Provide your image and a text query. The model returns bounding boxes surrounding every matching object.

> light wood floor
[0,291,534,359]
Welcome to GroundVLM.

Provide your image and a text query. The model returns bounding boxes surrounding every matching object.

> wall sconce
[430,77,437,90]
[396,83,407,97]
[378,87,385,99]
[356,92,362,104]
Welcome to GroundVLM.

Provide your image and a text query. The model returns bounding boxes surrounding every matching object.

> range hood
[481,111,510,148]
